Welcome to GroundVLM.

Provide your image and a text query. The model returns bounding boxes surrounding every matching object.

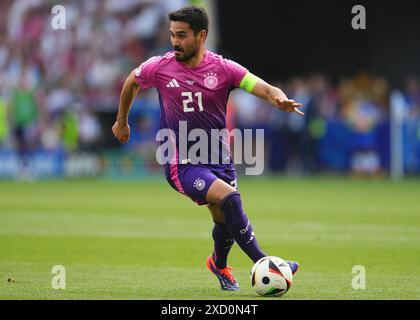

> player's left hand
[275,98,304,116]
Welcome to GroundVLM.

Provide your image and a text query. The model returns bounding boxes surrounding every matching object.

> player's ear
[198,30,207,42]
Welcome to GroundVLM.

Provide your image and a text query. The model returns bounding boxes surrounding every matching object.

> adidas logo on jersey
[167,79,180,88]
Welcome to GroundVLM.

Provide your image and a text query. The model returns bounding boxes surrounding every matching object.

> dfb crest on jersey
[203,72,218,89]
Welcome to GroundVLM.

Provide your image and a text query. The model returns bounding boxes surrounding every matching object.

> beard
[174,42,199,62]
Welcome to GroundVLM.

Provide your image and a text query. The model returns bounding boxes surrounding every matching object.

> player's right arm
[112,70,140,143]
[113,56,160,143]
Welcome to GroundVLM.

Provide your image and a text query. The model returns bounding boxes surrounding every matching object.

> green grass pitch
[0,177,419,300]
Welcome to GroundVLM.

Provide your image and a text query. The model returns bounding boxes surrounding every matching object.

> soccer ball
[250,256,293,297]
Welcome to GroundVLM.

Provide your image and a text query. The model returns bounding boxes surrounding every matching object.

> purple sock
[220,192,266,263]
[211,221,234,269]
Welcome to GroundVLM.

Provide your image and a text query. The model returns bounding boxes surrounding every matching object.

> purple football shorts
[165,162,238,205]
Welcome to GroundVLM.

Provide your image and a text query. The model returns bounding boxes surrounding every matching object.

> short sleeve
[133,56,161,90]
[223,59,249,88]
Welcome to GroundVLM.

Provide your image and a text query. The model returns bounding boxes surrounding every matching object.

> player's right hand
[112,121,130,143]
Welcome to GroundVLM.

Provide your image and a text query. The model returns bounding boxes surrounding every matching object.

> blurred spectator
[340,74,387,176]
[303,74,339,173]
[78,108,102,151]
[9,72,39,178]
[403,77,420,173]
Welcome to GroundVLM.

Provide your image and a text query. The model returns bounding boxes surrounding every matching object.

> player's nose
[171,37,179,47]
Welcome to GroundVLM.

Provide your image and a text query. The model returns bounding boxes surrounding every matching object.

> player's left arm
[239,72,304,116]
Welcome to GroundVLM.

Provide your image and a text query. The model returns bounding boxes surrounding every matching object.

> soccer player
[112,6,302,291]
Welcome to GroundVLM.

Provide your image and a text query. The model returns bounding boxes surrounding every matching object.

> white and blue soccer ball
[250,256,293,297]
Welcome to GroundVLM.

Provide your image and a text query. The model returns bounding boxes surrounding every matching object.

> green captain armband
[239,72,259,93]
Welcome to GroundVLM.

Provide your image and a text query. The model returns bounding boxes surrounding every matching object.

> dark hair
[168,6,209,36]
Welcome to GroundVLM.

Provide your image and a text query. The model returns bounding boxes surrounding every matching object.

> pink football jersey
[133,49,248,163]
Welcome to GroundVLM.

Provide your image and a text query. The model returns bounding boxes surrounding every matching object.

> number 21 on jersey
[182,92,203,113]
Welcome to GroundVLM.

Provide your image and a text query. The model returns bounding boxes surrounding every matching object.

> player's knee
[206,179,237,205]
[220,191,242,214]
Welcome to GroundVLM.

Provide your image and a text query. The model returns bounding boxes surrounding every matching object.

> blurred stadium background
[0,0,419,180]
[1,0,420,300]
